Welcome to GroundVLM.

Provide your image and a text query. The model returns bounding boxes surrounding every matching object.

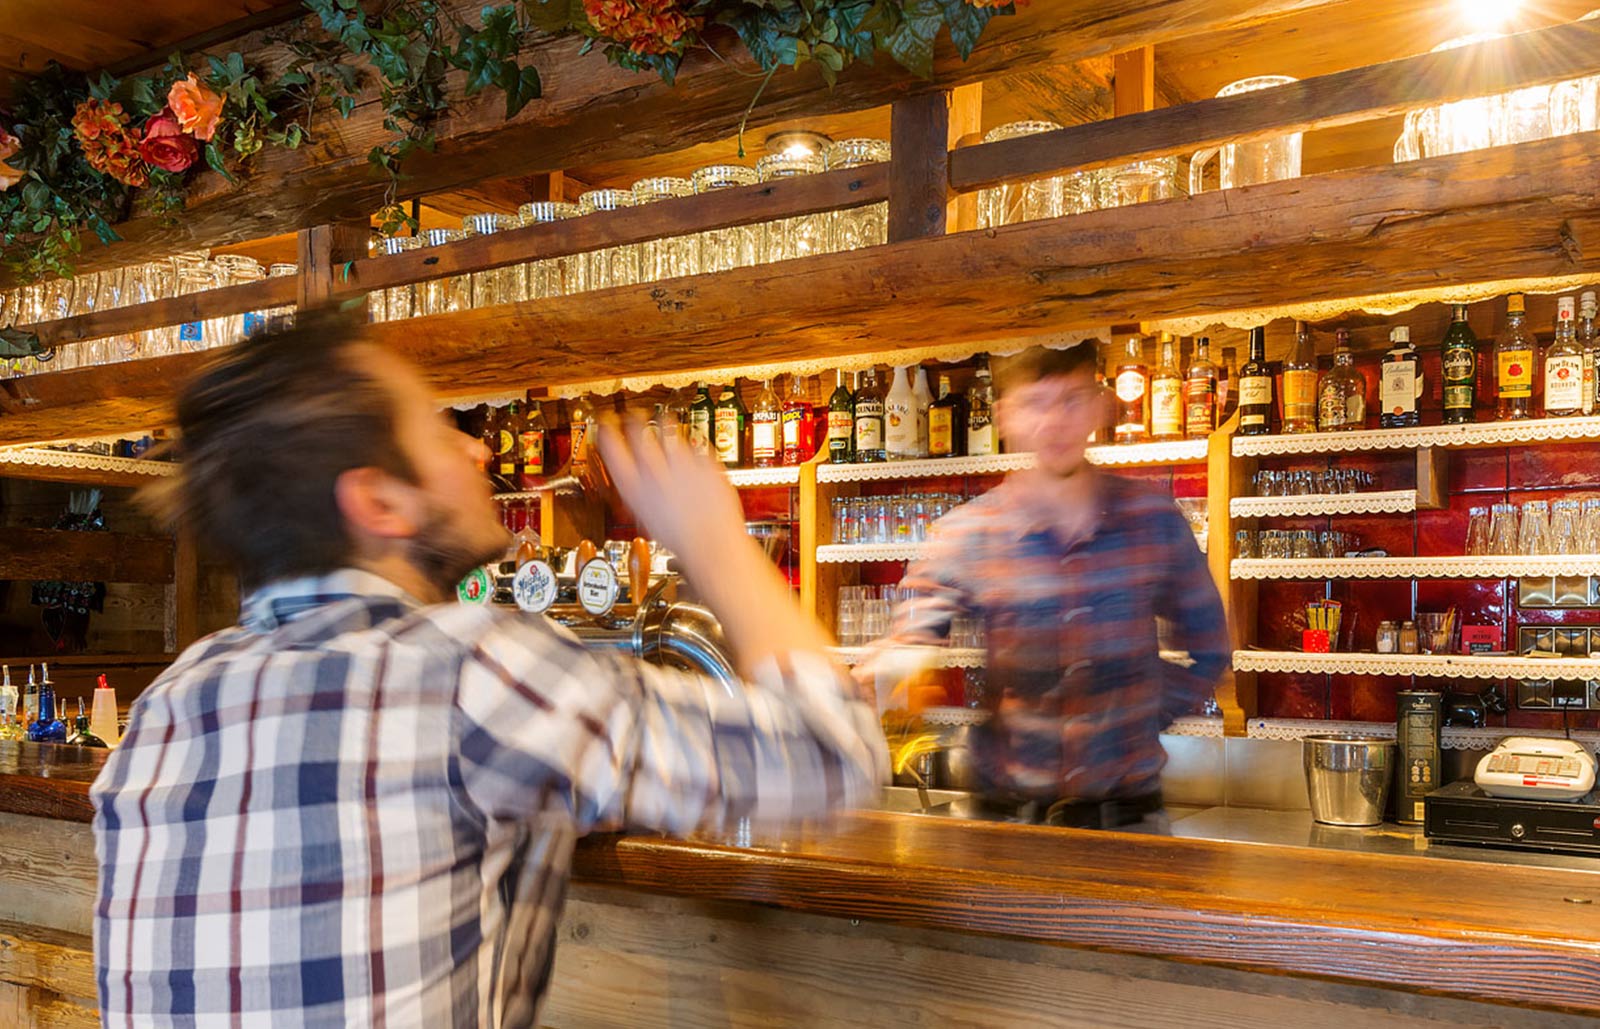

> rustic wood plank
[950,18,1600,192]
[336,165,888,294]
[0,920,96,1003]
[1112,45,1155,115]
[297,221,370,310]
[22,0,1355,280]
[887,93,951,242]
[173,525,198,649]
[0,527,173,583]
[945,84,983,232]
[22,277,296,352]
[0,982,98,1029]
[0,813,97,936]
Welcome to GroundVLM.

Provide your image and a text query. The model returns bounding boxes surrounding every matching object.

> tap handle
[628,537,650,604]
[575,539,597,570]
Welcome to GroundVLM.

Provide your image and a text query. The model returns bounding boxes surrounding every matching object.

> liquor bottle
[967,356,998,456]
[1183,337,1218,439]
[1544,296,1585,418]
[1150,334,1184,441]
[781,376,814,466]
[854,368,887,462]
[1318,329,1367,431]
[1496,293,1538,421]
[27,666,65,743]
[912,367,933,458]
[569,394,596,469]
[1282,321,1319,434]
[21,667,37,728]
[928,375,968,457]
[1380,327,1422,428]
[1441,305,1478,425]
[1217,346,1239,423]
[1236,328,1273,435]
[67,698,108,748]
[714,384,745,467]
[1092,351,1115,443]
[0,665,13,724]
[1113,336,1151,443]
[518,398,548,487]
[0,713,18,742]
[827,371,854,464]
[1581,291,1599,415]
[751,379,782,468]
[480,405,506,490]
[884,366,918,460]
[496,399,524,488]
[687,383,714,457]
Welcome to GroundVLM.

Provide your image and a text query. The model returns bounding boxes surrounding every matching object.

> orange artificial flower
[0,127,20,192]
[167,73,224,142]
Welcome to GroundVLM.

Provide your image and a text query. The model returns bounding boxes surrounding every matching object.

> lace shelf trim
[817,453,1034,482]
[0,447,176,478]
[1230,490,1416,518]
[1231,556,1600,580]
[725,466,802,488]
[1085,438,1210,467]
[1163,716,1226,738]
[816,543,928,563]
[1243,717,1600,751]
[1231,416,1600,457]
[828,646,986,668]
[1235,649,1600,680]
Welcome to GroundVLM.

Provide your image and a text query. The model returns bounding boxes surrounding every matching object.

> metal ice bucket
[1303,733,1394,826]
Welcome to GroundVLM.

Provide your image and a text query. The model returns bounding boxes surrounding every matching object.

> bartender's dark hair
[145,304,417,590]
[994,342,1099,396]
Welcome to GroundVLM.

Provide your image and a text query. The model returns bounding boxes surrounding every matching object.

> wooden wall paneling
[887,92,952,242]
[296,220,372,311]
[0,528,173,583]
[0,813,96,937]
[24,277,295,352]
[948,19,1600,192]
[1112,45,1156,115]
[173,525,198,649]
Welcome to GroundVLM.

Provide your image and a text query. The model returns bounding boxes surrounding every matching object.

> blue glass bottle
[27,666,66,743]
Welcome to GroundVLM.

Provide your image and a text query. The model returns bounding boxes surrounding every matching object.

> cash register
[1424,737,1600,855]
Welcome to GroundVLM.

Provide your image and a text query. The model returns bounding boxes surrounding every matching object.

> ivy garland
[0,0,1012,286]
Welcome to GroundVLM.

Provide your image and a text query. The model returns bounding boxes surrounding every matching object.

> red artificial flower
[584,0,701,55]
[139,108,199,174]
[72,99,149,188]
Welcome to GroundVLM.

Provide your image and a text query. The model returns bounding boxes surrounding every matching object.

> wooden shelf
[0,447,175,489]
[816,453,1033,482]
[1085,438,1210,467]
[1229,490,1416,518]
[1231,416,1600,457]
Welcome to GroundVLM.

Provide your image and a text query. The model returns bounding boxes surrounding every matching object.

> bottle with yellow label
[927,375,968,457]
[1150,334,1184,441]
[1282,321,1319,434]
[1496,294,1538,421]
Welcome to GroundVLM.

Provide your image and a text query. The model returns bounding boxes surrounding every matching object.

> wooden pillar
[1112,46,1156,116]
[888,93,952,242]
[173,525,199,651]
[296,220,371,312]
[945,84,984,233]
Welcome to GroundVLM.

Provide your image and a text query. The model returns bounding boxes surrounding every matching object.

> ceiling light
[1459,0,1519,31]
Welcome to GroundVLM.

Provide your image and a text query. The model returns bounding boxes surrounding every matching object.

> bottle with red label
[751,379,782,468]
[781,375,815,465]
[518,396,549,489]
[1113,336,1150,444]
[1544,296,1584,418]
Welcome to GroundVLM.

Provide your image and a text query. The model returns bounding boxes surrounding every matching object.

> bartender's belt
[979,790,1164,829]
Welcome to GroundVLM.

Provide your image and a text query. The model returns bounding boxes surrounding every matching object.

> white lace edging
[1235,649,1600,681]
[1230,490,1416,518]
[1231,556,1600,580]
[1243,717,1600,751]
[0,447,176,478]
[1231,416,1600,456]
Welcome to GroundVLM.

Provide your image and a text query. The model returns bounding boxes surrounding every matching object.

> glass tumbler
[462,212,525,308]
[1519,500,1551,556]
[631,177,699,281]
[755,152,830,263]
[419,229,471,315]
[1582,498,1600,554]
[1099,157,1181,208]
[1465,507,1491,557]
[690,165,760,273]
[1488,502,1520,556]
[976,121,1063,227]
[173,256,217,351]
[518,201,584,298]
[376,236,421,322]
[213,254,265,343]
[824,138,891,251]
[1551,500,1582,555]
[577,189,640,290]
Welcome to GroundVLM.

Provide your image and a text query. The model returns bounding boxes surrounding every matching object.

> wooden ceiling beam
[10,0,1357,282]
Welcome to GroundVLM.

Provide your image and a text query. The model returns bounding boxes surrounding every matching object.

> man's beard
[406,502,506,599]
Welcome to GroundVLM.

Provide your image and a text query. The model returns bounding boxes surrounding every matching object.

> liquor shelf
[815,543,928,564]
[1229,489,1417,518]
[1230,555,1600,580]
[1233,649,1600,681]
[1084,438,1210,467]
[724,465,803,488]
[1230,415,1600,457]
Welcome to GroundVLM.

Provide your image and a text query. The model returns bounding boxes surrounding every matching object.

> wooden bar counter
[2,741,1596,1027]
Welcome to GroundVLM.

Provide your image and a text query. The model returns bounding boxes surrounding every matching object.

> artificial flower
[71,98,128,143]
[167,73,224,142]
[583,0,701,55]
[139,108,199,174]
[0,127,20,192]
[72,100,148,187]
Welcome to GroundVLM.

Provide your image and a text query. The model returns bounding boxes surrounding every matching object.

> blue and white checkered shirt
[92,569,885,1027]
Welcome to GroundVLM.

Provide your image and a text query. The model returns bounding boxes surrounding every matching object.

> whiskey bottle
[1581,291,1599,415]
[826,371,854,463]
[1217,346,1239,424]
[714,384,745,467]
[1236,328,1273,436]
[1379,327,1421,428]
[1114,336,1150,444]
[1282,321,1319,434]
[568,394,596,469]
[1318,329,1367,431]
[928,375,968,457]
[966,356,998,456]
[751,379,782,468]
[518,398,548,487]
[1544,296,1585,418]
[1496,294,1538,421]
[1150,334,1184,441]
[854,368,887,462]
[1441,305,1478,425]
[1183,337,1217,439]
[686,383,714,457]
[0,665,13,724]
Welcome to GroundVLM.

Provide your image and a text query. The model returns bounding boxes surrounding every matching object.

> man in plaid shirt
[864,344,1227,830]
[92,312,885,1027]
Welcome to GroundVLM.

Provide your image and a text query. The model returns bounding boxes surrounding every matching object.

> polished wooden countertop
[7,742,1597,1014]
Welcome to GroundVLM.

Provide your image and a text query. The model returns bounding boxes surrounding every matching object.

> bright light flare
[1459,0,1520,31]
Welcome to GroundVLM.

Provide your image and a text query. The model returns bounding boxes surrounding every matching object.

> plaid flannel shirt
[92,569,885,1028]
[879,472,1228,801]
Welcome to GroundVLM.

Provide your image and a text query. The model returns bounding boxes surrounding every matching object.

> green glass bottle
[1441,304,1478,425]
[826,370,854,463]
[687,382,714,458]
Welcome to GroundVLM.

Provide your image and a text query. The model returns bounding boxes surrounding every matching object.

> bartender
[862,344,1229,830]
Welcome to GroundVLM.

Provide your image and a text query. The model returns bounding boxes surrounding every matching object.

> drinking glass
[1518,500,1551,556]
[213,254,265,343]
[632,177,699,281]
[755,153,830,263]
[124,261,176,356]
[1235,529,1256,559]
[462,213,524,307]
[690,165,760,272]
[824,138,891,251]
[1099,157,1181,208]
[1465,506,1491,556]
[173,257,217,351]
[1582,498,1600,553]
[377,236,421,321]
[577,189,641,290]
[266,262,298,330]
[518,201,585,298]
[1060,170,1100,215]
[976,121,1063,227]
[92,267,139,362]
[1488,502,1520,556]
[419,228,471,314]
[836,594,862,647]
[1416,613,1460,656]
[1551,500,1582,555]
[892,498,914,541]
[831,497,850,544]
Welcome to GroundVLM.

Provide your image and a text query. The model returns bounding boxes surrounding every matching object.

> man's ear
[334,466,423,540]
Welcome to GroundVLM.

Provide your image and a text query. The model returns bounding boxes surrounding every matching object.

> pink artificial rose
[139,108,199,174]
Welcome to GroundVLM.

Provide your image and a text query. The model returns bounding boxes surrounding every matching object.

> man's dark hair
[147,306,416,590]
[994,342,1100,396]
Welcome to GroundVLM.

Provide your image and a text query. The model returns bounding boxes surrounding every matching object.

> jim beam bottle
[1183,337,1217,439]
[1150,334,1184,441]
[1379,327,1421,429]
[1544,296,1585,418]
[1441,305,1478,425]
[1236,328,1273,435]
[1113,336,1150,443]
[1496,293,1538,421]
